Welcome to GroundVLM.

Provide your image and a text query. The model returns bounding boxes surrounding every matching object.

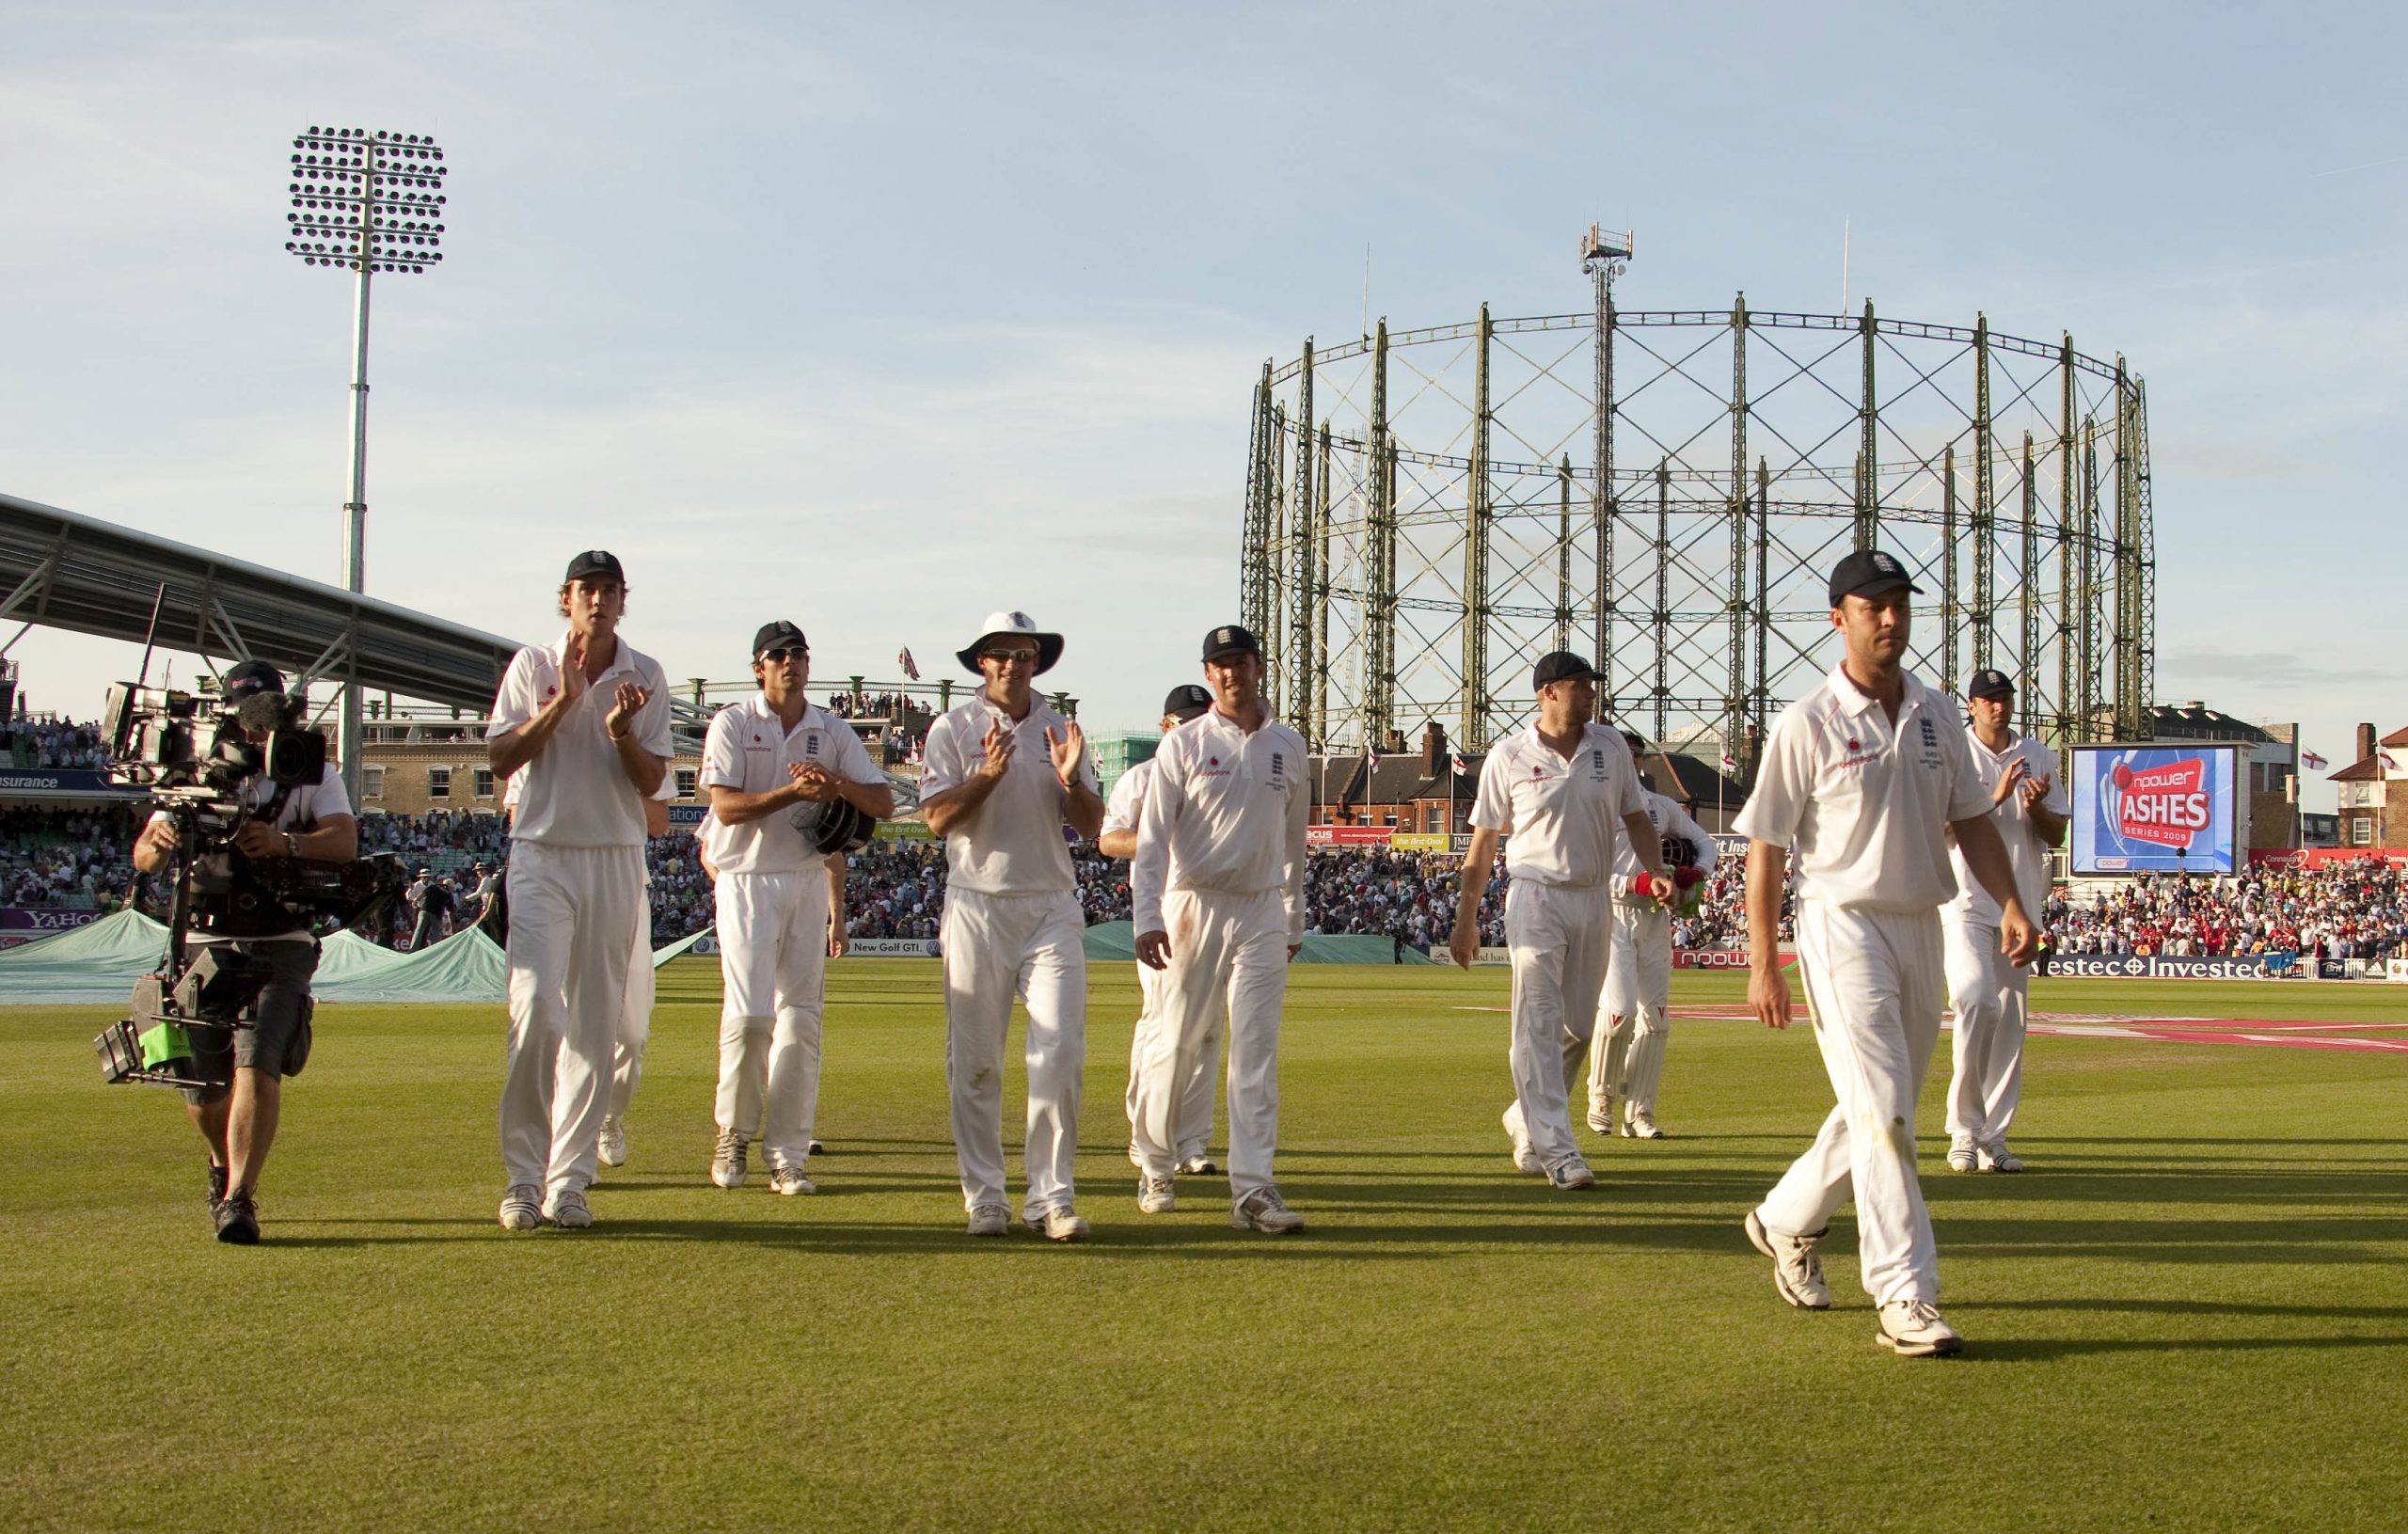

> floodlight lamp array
[283,127,449,274]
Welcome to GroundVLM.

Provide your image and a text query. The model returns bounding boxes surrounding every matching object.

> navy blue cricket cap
[1202,624,1261,662]
[1967,668,2015,701]
[1531,651,1598,690]
[222,660,286,699]
[564,549,626,584]
[1163,684,1212,721]
[1828,547,1921,606]
[752,621,809,658]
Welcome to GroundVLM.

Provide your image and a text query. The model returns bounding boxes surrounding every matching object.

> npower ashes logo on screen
[2110,756,2209,849]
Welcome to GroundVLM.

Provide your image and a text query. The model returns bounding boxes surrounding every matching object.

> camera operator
[129,660,356,1244]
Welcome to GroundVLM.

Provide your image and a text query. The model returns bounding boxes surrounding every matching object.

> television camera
[90,677,404,1089]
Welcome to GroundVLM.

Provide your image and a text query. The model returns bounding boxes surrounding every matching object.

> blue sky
[3,1,2402,807]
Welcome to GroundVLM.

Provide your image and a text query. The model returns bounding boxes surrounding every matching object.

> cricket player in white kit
[1738,549,2036,1357]
[1449,652,1668,1192]
[701,621,894,1196]
[1588,735,1720,1140]
[504,767,673,1176]
[1101,683,1222,1178]
[919,611,1104,1241]
[1941,669,2067,1175]
[1133,625,1309,1234]
[488,550,673,1231]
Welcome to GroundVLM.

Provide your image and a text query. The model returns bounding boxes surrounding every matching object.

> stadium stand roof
[0,489,516,709]
[0,490,711,744]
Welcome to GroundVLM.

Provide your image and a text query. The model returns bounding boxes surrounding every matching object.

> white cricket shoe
[1229,1186,1306,1234]
[596,1115,627,1168]
[1177,1154,1220,1176]
[966,1203,1012,1238]
[769,1166,817,1196]
[1946,1135,1979,1173]
[1586,1094,1618,1135]
[1625,1107,1666,1140]
[1137,1175,1177,1214]
[1545,1155,1596,1191]
[1876,1298,1963,1357]
[544,1188,594,1229]
[1744,1210,1831,1311]
[1502,1104,1543,1175]
[1978,1140,2025,1174]
[1025,1206,1091,1242]
[498,1184,544,1231]
[710,1130,749,1189]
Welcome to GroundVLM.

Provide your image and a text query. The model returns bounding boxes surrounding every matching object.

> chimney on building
[1422,721,1446,777]
[2358,722,2377,763]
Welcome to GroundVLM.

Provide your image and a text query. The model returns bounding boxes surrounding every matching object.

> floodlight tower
[282,126,449,801]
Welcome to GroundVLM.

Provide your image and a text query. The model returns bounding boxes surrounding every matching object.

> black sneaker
[206,1163,229,1216]
[214,1191,260,1245]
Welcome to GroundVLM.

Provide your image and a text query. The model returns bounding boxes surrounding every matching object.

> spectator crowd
[2,799,2400,966]
[2049,859,2406,962]
[3,717,110,770]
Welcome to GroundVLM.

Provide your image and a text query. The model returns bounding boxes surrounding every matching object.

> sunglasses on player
[757,647,807,665]
[980,646,1040,664]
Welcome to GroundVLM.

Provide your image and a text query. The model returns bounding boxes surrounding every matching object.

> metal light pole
[283,126,448,802]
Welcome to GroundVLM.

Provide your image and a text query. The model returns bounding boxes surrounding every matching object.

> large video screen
[2067,744,2240,876]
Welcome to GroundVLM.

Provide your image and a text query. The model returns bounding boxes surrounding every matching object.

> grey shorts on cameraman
[180,941,319,1106]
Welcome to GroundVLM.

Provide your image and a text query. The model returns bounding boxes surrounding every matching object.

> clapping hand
[1045,721,1086,787]
[1991,757,2030,808]
[557,636,592,707]
[977,721,1016,780]
[2020,771,2052,813]
[606,682,649,739]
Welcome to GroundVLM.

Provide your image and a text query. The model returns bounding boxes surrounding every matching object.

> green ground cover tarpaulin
[1078,921,1434,965]
[0,909,512,1005]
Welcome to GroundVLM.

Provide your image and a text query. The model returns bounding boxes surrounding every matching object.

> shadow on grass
[1963,1333,2408,1361]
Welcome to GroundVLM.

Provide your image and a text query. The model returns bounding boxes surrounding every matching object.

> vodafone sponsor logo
[2112,757,2209,849]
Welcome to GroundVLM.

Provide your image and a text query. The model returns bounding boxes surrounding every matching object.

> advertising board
[0,907,105,949]
[2042,952,2297,980]
[1307,826,1394,846]
[2067,744,2239,876]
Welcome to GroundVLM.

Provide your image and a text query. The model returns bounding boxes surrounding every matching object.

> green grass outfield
[3,962,2403,1533]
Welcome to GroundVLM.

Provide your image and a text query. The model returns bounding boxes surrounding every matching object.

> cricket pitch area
[4,960,2402,1532]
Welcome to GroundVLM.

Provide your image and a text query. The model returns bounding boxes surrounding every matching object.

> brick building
[2331,721,2408,849]
[1307,722,1742,838]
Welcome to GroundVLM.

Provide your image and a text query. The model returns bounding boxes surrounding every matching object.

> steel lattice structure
[1239,274,2155,780]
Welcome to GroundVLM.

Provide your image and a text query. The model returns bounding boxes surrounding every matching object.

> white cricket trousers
[1942,918,2026,1144]
[943,888,1086,1217]
[1133,887,1287,1201]
[1756,900,1946,1307]
[500,843,644,1202]
[713,870,832,1172]
[1125,957,1216,1164]
[610,899,654,1120]
[1500,879,1609,1169]
[1590,899,1673,1113]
